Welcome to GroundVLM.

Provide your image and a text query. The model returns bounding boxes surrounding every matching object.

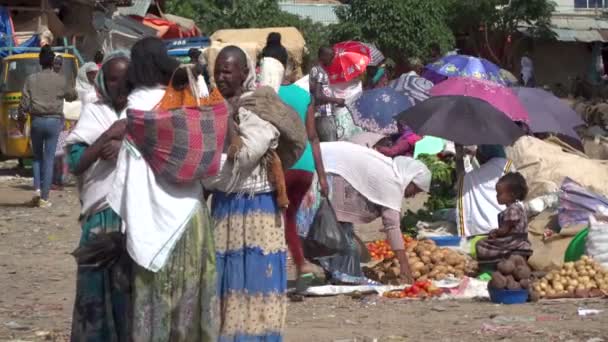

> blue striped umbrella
[389,71,433,105]
[363,42,385,66]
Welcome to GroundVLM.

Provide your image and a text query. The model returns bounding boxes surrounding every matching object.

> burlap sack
[527,211,586,271]
[206,27,306,83]
[506,136,608,198]
[238,86,306,169]
[583,136,608,160]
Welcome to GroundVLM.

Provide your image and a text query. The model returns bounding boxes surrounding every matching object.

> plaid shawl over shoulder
[126,100,228,183]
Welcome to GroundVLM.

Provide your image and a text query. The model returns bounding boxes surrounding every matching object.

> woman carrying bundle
[204,45,307,341]
[106,37,218,341]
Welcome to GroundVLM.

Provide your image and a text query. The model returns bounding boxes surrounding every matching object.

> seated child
[476,172,532,262]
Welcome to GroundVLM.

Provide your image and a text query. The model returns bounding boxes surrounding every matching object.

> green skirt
[69,143,131,342]
[70,208,131,342]
[131,204,218,342]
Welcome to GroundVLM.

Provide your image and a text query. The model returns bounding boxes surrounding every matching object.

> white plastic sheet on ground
[303,276,470,297]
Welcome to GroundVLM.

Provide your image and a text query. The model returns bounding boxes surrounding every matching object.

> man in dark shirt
[19,45,77,208]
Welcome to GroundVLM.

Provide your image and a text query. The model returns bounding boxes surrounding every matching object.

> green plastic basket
[564,227,589,262]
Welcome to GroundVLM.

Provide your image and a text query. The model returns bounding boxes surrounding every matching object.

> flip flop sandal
[295,273,315,294]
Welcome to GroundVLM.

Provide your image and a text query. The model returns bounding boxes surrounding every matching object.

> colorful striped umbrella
[430,77,529,123]
[426,54,516,86]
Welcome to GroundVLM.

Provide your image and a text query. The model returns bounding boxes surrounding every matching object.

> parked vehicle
[0,44,81,160]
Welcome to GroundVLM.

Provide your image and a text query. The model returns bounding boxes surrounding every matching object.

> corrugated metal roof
[551,28,577,42]
[117,0,151,17]
[519,15,608,42]
[574,29,605,42]
[279,3,341,25]
[551,16,608,30]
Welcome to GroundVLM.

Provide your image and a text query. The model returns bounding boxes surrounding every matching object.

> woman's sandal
[289,273,316,302]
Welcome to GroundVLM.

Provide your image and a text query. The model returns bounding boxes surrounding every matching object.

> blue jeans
[30,116,63,200]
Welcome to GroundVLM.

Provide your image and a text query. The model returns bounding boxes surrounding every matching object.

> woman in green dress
[66,51,132,341]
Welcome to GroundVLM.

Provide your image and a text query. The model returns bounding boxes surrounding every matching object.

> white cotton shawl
[259,57,284,92]
[65,102,119,216]
[321,141,431,211]
[107,87,202,272]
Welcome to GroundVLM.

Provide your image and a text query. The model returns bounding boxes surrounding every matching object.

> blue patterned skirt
[212,191,287,342]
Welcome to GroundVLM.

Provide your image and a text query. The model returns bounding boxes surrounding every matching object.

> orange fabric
[131,15,201,39]
[158,82,224,110]
[268,150,289,210]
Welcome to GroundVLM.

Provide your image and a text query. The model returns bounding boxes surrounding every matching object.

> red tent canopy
[130,14,201,39]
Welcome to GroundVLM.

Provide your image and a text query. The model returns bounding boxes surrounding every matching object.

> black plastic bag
[316,223,365,280]
[302,198,349,258]
[71,232,127,270]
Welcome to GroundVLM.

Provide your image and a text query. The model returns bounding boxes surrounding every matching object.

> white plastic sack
[586,206,608,268]
[525,193,559,216]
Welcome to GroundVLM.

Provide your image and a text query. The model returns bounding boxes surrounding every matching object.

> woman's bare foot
[297,262,315,277]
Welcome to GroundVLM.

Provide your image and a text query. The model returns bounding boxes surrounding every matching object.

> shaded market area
[1,0,608,341]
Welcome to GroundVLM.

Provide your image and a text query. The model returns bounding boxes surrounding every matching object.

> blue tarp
[0,6,41,58]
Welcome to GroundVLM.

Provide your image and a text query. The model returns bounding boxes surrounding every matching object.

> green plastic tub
[564,227,589,262]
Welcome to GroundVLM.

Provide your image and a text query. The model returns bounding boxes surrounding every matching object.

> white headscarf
[259,57,284,93]
[393,156,431,193]
[76,62,99,93]
[321,141,431,211]
[242,48,257,93]
[76,62,100,104]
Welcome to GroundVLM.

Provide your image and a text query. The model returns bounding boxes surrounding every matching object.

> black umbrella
[394,95,525,146]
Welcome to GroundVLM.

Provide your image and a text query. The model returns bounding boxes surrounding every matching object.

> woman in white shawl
[106,37,217,341]
[76,62,100,105]
[65,50,131,341]
[204,46,289,341]
[318,141,432,284]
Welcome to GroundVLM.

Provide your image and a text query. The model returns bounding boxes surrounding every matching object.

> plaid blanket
[126,103,228,183]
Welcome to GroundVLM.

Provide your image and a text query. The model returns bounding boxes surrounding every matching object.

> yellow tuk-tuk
[0,51,80,159]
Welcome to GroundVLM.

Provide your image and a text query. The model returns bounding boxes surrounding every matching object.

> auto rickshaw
[0,46,81,160]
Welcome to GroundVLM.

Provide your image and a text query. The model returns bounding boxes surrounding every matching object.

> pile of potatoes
[363,239,478,284]
[363,258,402,285]
[489,255,532,290]
[532,256,608,299]
[406,239,476,281]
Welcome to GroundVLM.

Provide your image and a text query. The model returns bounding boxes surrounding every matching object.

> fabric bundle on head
[95,50,131,104]
[259,57,285,93]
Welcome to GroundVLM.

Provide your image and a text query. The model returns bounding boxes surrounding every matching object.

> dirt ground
[0,160,607,342]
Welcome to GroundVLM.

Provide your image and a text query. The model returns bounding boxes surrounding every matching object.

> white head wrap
[76,62,100,93]
[393,156,431,193]
[321,142,432,211]
[241,48,258,92]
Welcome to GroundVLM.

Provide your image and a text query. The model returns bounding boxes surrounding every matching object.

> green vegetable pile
[401,154,457,236]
